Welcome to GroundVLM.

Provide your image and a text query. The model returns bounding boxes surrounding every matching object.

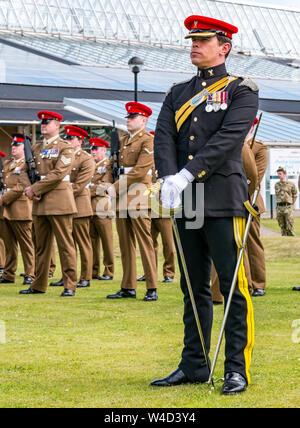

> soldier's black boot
[50,278,63,287]
[222,372,247,395]
[61,288,75,297]
[19,288,44,295]
[150,369,190,387]
[0,277,14,284]
[143,289,158,301]
[23,276,33,285]
[106,289,136,299]
[77,280,90,288]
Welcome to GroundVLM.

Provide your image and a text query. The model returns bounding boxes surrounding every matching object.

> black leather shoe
[162,276,173,283]
[137,275,146,281]
[23,277,33,285]
[48,273,53,279]
[19,287,44,295]
[77,280,90,288]
[252,289,265,297]
[106,289,136,299]
[222,372,247,395]
[50,278,63,287]
[0,277,14,284]
[98,275,113,280]
[150,369,190,387]
[61,288,75,297]
[143,289,158,301]
[292,286,300,291]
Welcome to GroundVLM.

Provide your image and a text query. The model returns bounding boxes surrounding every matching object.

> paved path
[260,225,281,237]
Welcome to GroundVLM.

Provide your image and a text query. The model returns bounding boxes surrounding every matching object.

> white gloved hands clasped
[160,169,194,209]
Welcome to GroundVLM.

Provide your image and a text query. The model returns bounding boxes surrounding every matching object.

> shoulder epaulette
[229,74,259,91]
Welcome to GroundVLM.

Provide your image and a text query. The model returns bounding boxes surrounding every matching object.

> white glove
[160,169,194,209]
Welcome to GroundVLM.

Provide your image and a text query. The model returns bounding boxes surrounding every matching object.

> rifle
[0,151,6,195]
[23,130,40,184]
[110,120,120,182]
[249,112,263,150]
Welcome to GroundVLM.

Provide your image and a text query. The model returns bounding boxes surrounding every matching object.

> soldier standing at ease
[275,166,297,236]
[0,134,35,285]
[89,138,115,281]
[20,111,78,297]
[106,102,158,301]
[0,239,4,274]
[50,125,95,288]
[0,151,6,275]
[151,15,258,394]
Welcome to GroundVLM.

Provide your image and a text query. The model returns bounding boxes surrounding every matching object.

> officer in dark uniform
[151,15,258,395]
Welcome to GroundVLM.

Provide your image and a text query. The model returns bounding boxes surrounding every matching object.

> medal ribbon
[175,76,238,132]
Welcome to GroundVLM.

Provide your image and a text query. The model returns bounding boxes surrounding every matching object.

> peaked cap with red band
[64,125,88,139]
[125,102,152,118]
[37,111,63,121]
[184,15,238,40]
[89,138,109,148]
[11,133,31,145]
[0,151,6,158]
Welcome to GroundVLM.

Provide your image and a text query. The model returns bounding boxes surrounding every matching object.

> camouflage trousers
[276,205,295,236]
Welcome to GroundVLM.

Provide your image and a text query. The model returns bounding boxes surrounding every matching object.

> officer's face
[92,147,106,162]
[67,136,82,151]
[41,119,60,138]
[11,143,24,160]
[126,115,147,133]
[190,36,230,68]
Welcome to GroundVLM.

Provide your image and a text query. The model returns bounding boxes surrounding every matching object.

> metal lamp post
[128,57,144,102]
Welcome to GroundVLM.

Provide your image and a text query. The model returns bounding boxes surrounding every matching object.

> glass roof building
[0,0,299,60]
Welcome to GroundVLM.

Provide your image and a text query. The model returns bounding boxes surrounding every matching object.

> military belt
[277,202,291,207]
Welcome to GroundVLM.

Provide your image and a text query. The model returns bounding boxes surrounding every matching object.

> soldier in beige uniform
[50,125,95,288]
[0,239,4,273]
[106,102,158,301]
[89,138,114,280]
[0,134,35,285]
[19,111,77,297]
[246,121,268,296]
[0,151,6,274]
[138,164,175,283]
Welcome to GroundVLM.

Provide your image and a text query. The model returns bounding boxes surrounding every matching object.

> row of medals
[205,91,228,112]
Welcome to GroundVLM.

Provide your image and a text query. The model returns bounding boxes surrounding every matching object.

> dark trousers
[176,216,254,384]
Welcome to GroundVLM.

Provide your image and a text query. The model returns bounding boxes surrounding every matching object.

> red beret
[11,133,31,145]
[89,138,109,148]
[64,125,88,139]
[0,151,6,158]
[184,15,238,40]
[125,102,152,118]
[37,110,63,121]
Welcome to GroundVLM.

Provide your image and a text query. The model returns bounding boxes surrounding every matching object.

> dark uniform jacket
[154,63,259,218]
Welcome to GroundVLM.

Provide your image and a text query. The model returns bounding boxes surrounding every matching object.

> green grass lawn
[0,223,299,408]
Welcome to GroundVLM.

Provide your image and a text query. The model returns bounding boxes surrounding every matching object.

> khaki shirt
[20,137,77,216]
[111,129,154,211]
[275,180,297,204]
[1,157,33,221]
[70,148,95,218]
